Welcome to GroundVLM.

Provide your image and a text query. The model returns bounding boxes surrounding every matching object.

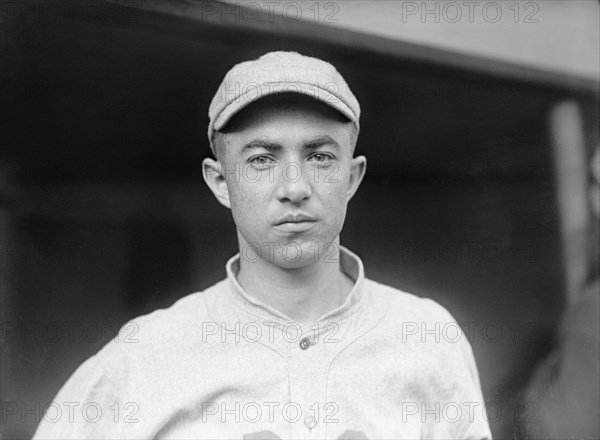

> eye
[249,155,276,168]
[309,153,333,163]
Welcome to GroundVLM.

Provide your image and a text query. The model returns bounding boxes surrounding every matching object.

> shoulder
[363,277,456,323]
[363,278,472,358]
[96,278,230,366]
[363,278,482,379]
[122,279,227,335]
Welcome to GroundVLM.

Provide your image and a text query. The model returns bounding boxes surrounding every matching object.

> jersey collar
[224,245,367,324]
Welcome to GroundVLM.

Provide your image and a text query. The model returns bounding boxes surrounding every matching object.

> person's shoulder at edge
[33,278,234,439]
[92,277,231,364]
[361,277,478,367]
[362,276,459,325]
[363,279,491,439]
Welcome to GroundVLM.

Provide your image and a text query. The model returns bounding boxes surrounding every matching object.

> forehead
[219,94,353,147]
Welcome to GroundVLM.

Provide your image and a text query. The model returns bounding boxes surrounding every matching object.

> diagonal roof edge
[97,0,597,94]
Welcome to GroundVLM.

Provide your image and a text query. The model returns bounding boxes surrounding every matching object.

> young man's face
[203,95,366,268]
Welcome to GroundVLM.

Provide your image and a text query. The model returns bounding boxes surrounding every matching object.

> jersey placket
[286,322,332,439]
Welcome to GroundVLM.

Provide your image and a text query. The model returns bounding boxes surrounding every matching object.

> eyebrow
[304,135,340,150]
[240,135,340,154]
[241,139,282,153]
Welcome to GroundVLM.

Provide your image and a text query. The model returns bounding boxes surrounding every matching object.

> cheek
[319,164,351,203]
[322,184,347,208]
[315,178,349,223]
[226,178,271,227]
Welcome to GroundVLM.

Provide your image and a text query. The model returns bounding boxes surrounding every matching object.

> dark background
[1,1,598,439]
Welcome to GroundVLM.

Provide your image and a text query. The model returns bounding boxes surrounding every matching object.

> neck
[236,239,355,326]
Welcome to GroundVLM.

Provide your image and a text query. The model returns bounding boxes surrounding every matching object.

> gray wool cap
[208,51,360,153]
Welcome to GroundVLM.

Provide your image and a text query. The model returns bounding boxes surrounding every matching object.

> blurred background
[1,1,598,438]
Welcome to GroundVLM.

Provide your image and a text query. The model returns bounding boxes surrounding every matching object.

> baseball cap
[207,51,360,153]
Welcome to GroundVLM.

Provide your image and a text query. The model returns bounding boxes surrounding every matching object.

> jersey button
[304,414,317,429]
[299,337,311,350]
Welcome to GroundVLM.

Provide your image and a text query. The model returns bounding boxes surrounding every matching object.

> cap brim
[213,83,357,134]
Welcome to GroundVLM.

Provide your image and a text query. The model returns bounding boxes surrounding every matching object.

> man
[520,146,599,439]
[34,51,491,439]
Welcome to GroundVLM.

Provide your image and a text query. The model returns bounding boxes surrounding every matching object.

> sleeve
[421,299,493,440]
[32,354,125,440]
[453,331,493,440]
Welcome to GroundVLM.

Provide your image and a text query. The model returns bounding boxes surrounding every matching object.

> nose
[275,162,312,204]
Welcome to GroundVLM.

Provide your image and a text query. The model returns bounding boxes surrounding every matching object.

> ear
[347,155,367,201]
[202,158,231,209]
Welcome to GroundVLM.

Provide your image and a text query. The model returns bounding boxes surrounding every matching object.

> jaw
[235,227,344,269]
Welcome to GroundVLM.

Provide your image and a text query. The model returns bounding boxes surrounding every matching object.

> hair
[211,131,227,162]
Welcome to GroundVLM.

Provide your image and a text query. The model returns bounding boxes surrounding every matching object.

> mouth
[274,214,317,232]
[274,213,317,226]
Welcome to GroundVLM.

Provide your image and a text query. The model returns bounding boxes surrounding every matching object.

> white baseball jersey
[33,246,492,439]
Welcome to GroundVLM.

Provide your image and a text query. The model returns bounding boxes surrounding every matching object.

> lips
[274,213,317,226]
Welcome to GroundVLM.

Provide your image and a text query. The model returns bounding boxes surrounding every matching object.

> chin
[270,239,335,269]
[238,228,341,267]
[270,253,318,270]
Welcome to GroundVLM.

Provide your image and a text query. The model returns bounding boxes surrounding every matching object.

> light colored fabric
[33,247,491,439]
[207,51,361,153]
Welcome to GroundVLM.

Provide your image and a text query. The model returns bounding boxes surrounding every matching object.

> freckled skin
[203,96,366,269]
